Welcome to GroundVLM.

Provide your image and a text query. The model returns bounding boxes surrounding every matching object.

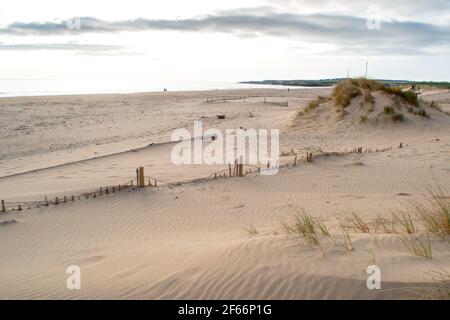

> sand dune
[1,87,450,299]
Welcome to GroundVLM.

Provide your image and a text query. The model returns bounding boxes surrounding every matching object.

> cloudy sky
[0,0,449,83]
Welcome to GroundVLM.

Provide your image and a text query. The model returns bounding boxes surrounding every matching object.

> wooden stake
[293,155,297,166]
[1,200,5,212]
[228,163,232,177]
[139,167,145,188]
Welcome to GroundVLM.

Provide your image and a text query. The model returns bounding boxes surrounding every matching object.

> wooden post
[293,155,297,167]
[106,187,109,194]
[238,156,244,177]
[137,167,145,188]
[228,163,232,177]
[148,179,152,187]
[399,142,403,148]
[44,196,49,206]
[154,179,157,187]
[55,197,59,205]
[1,200,5,212]
[18,205,22,211]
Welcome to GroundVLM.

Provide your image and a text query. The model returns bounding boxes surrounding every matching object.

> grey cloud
[1,9,449,55]
[0,42,136,55]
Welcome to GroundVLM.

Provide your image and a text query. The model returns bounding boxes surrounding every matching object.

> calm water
[0,79,299,97]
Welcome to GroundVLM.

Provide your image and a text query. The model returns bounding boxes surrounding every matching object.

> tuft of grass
[401,234,433,258]
[350,212,370,233]
[383,106,404,122]
[332,79,362,110]
[428,269,450,299]
[384,106,395,115]
[410,186,450,236]
[339,224,354,251]
[408,107,430,118]
[245,224,259,237]
[282,212,328,255]
[392,113,405,122]
[298,95,330,118]
[392,212,418,234]
[383,87,420,107]
[364,90,375,104]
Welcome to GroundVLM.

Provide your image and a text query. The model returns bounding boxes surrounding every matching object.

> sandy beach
[1,86,450,299]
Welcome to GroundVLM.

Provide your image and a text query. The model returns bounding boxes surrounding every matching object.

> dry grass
[332,79,362,110]
[245,224,259,237]
[350,212,370,233]
[428,269,450,299]
[392,212,418,234]
[383,87,420,107]
[298,95,330,118]
[410,186,450,236]
[282,212,328,255]
[364,90,375,105]
[401,234,433,258]
[338,224,354,251]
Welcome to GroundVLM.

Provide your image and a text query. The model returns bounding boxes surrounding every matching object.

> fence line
[0,143,402,214]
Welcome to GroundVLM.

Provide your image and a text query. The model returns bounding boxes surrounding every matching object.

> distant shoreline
[240,79,450,89]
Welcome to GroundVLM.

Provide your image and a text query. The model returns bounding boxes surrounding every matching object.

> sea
[0,79,301,98]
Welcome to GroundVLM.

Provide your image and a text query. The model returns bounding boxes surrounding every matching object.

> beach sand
[1,88,450,299]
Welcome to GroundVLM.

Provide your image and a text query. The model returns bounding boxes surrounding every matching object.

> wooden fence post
[1,200,5,212]
[238,156,244,177]
[293,155,297,167]
[139,167,145,188]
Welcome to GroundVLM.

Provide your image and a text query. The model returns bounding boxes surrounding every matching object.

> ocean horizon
[0,79,304,98]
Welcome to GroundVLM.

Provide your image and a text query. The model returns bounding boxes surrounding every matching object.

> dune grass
[298,96,330,118]
[428,269,450,299]
[392,212,418,234]
[410,186,450,236]
[245,224,259,237]
[401,234,433,258]
[350,212,370,233]
[332,79,362,110]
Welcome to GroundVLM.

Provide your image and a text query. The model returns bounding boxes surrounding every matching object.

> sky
[0,0,449,83]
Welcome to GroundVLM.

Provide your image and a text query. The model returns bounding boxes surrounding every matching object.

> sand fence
[0,143,404,214]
